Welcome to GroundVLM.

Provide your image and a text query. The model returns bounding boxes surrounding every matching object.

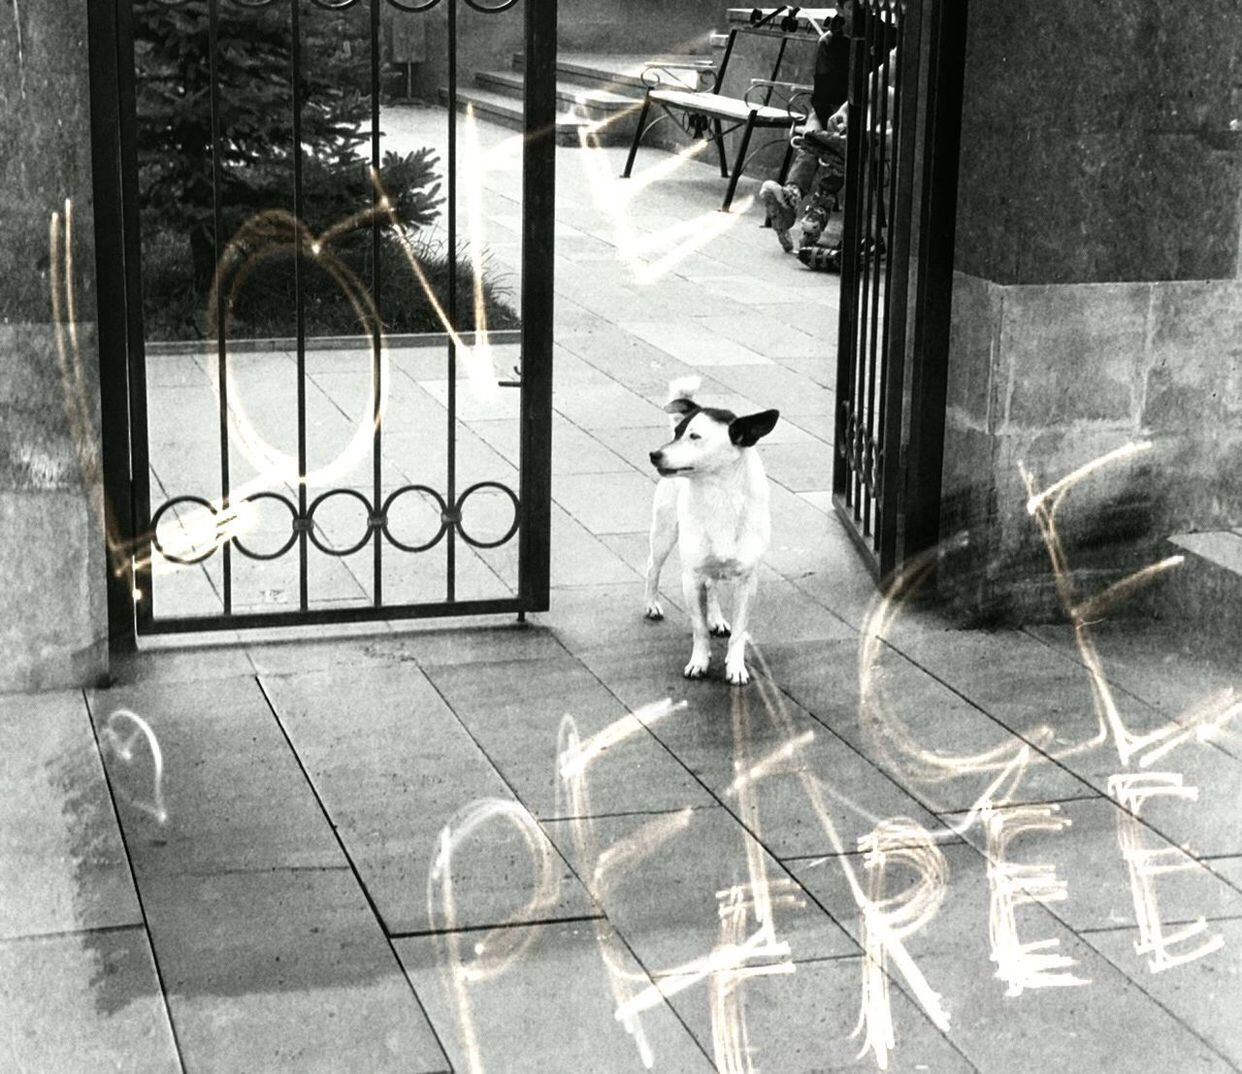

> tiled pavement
[4,108,1242,1072]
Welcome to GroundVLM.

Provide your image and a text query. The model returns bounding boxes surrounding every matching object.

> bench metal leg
[622,95,652,179]
[776,138,795,185]
[710,118,729,178]
[721,113,758,212]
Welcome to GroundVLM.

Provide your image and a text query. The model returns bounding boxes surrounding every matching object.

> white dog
[644,377,779,685]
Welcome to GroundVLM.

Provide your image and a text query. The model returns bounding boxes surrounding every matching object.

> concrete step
[514,52,714,95]
[476,69,639,115]
[437,85,593,146]
[1157,531,1242,663]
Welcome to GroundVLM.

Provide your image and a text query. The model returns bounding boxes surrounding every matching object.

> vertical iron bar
[832,3,867,513]
[862,5,891,541]
[292,0,309,610]
[90,0,138,645]
[370,0,384,606]
[445,0,458,603]
[518,0,557,613]
[901,0,967,562]
[877,0,922,577]
[855,2,882,530]
[207,0,232,615]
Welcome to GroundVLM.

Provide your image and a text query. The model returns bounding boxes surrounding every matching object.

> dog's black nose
[649,450,662,466]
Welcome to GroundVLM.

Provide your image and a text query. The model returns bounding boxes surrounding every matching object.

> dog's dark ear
[730,409,780,447]
[664,397,700,416]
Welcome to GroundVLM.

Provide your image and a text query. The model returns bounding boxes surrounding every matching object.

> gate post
[0,3,112,687]
[518,0,558,614]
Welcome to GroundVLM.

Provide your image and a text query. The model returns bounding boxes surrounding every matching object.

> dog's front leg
[724,573,758,686]
[644,480,679,620]
[681,571,712,679]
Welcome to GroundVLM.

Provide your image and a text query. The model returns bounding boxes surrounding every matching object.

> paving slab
[944,796,1242,933]
[0,927,179,1073]
[1080,919,1242,1068]
[143,868,448,1073]
[544,807,858,971]
[422,653,711,815]
[0,691,141,940]
[87,676,346,876]
[259,664,596,934]
[396,921,715,1073]
[789,843,1235,1073]
[658,953,973,1073]
[763,639,1101,814]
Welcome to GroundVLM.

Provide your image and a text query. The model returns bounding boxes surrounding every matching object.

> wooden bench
[621,10,822,211]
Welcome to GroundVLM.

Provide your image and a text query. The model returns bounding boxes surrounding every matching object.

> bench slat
[648,88,803,125]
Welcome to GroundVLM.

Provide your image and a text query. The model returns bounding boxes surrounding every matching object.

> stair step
[514,52,714,94]
[477,69,640,112]
[1158,531,1242,663]
[438,85,594,146]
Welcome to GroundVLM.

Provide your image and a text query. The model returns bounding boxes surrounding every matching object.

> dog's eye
[688,432,701,441]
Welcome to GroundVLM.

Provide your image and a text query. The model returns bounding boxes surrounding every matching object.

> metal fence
[832,0,967,580]
[90,0,557,638]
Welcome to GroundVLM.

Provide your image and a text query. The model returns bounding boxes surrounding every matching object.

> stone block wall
[1,4,109,691]
[938,0,1242,623]
[940,274,1242,621]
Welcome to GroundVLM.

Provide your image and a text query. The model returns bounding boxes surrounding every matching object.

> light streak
[1107,774,1225,972]
[556,713,693,1069]
[98,709,167,825]
[206,208,391,489]
[426,798,562,1074]
[460,105,500,401]
[843,819,951,1071]
[49,201,137,592]
[1020,446,1208,767]
[556,698,685,782]
[572,101,755,286]
[741,644,950,1069]
[981,805,1089,996]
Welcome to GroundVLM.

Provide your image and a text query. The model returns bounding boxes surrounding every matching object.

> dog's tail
[666,376,701,433]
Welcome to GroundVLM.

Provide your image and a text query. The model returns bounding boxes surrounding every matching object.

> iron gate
[832,0,966,580]
[90,0,556,637]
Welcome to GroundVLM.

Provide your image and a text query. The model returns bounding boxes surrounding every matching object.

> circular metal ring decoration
[462,0,521,13]
[224,0,283,8]
[305,488,376,557]
[231,491,300,562]
[150,495,221,567]
[381,485,449,553]
[307,0,363,9]
[385,0,443,11]
[454,481,520,549]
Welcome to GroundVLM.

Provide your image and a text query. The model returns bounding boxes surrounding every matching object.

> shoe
[798,199,830,248]
[798,243,841,273]
[759,179,801,252]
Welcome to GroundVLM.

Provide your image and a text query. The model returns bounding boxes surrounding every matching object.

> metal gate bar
[832,0,966,581]
[96,0,556,638]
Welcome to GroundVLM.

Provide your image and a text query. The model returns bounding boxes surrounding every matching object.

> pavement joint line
[0,921,148,946]
[252,672,455,1069]
[80,686,190,1074]
[1076,913,1242,935]
[387,912,607,941]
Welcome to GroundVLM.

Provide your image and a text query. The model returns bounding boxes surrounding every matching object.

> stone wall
[941,275,1242,621]
[938,0,1242,622]
[0,3,109,690]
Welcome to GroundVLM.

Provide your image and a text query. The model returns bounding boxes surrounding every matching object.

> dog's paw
[725,663,751,686]
[644,600,665,621]
[709,618,731,637]
[683,656,710,679]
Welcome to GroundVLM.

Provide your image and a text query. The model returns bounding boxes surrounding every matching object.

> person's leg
[759,147,815,252]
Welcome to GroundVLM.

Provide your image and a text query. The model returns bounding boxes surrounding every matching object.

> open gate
[90,0,556,638]
[832,0,967,580]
